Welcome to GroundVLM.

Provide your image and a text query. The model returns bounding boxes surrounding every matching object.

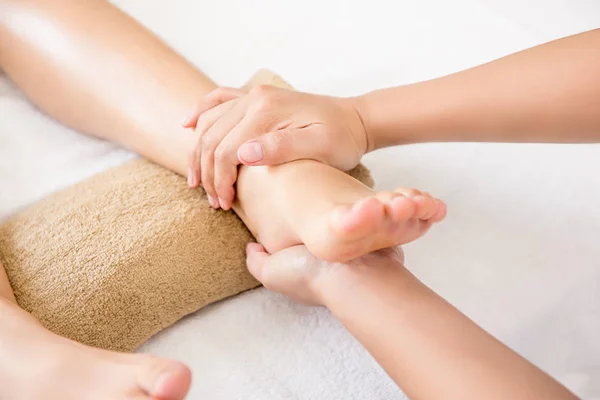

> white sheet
[1,1,599,398]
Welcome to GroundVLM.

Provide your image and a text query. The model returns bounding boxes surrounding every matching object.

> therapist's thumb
[237,128,313,166]
[245,243,271,285]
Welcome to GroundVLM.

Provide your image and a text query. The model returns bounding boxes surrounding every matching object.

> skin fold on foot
[0,298,191,400]
[235,161,446,262]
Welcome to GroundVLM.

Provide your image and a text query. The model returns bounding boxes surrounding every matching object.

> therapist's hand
[245,242,404,306]
[182,85,370,210]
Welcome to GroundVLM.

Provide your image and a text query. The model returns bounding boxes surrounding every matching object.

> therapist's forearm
[323,258,577,400]
[356,29,600,149]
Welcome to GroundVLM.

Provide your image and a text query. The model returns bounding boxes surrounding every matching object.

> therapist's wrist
[346,94,376,153]
[352,88,429,151]
[350,93,381,152]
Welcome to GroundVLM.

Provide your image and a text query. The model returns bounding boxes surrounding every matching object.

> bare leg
[0,0,213,174]
[0,263,16,304]
[1,0,445,262]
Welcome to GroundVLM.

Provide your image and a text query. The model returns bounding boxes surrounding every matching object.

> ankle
[233,165,301,253]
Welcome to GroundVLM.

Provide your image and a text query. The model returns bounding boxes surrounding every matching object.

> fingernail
[218,197,228,210]
[187,168,194,186]
[207,195,218,208]
[239,141,263,163]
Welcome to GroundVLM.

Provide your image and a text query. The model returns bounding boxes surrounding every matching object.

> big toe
[330,197,385,239]
[137,357,191,400]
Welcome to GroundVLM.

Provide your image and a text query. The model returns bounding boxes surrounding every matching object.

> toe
[388,195,417,221]
[430,198,447,222]
[374,191,395,203]
[392,188,444,221]
[137,358,191,400]
[330,197,385,239]
[394,188,422,197]
[412,195,437,219]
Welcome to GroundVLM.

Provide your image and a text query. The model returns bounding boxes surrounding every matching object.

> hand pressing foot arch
[235,160,446,262]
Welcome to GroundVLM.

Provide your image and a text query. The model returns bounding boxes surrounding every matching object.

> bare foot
[0,298,191,400]
[321,188,446,261]
[236,161,446,262]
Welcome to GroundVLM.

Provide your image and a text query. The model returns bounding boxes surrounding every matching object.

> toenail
[153,371,172,395]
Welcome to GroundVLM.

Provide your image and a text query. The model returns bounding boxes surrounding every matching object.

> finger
[246,243,271,284]
[200,103,246,208]
[237,126,318,166]
[187,151,199,188]
[182,87,246,128]
[213,116,263,210]
[187,101,238,188]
